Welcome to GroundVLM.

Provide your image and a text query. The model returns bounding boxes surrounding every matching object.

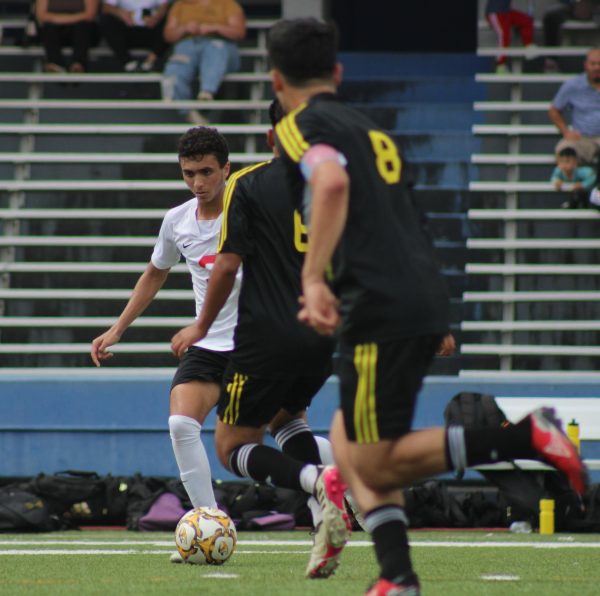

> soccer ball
[174,506,237,565]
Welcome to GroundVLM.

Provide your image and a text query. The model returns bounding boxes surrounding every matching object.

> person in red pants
[485,0,535,73]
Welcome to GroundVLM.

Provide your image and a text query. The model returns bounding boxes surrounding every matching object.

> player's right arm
[299,150,349,336]
[91,262,170,366]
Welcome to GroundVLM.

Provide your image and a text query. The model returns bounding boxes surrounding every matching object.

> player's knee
[168,415,201,444]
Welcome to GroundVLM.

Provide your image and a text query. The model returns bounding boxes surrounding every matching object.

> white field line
[481,575,520,581]
[0,540,315,546]
[0,549,312,555]
[1,539,600,551]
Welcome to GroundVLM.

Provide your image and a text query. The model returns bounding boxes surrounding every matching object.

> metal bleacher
[0,3,481,374]
[0,6,278,368]
[462,18,600,375]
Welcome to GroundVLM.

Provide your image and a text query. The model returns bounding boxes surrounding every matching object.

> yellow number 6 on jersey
[368,130,402,184]
[294,210,308,253]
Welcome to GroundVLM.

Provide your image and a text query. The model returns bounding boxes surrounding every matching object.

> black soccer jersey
[219,158,334,376]
[275,92,451,344]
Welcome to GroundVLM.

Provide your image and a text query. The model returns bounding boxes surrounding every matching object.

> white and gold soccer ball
[174,506,237,565]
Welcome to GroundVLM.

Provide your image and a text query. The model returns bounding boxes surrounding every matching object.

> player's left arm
[170,252,241,358]
[299,145,349,335]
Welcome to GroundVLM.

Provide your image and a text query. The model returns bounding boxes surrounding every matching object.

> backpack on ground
[0,486,63,532]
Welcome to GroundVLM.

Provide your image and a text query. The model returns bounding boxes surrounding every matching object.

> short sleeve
[151,215,181,269]
[219,179,254,257]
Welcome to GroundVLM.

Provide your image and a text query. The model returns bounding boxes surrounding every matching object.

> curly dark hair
[177,127,229,166]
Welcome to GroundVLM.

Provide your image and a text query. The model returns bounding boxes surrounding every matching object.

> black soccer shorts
[335,334,442,443]
[170,346,231,391]
[217,364,330,428]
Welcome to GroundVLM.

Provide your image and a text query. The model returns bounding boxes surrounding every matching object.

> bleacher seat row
[464,28,600,373]
[0,14,279,367]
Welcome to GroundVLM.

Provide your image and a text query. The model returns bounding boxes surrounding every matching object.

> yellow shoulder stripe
[218,161,270,252]
[275,102,309,163]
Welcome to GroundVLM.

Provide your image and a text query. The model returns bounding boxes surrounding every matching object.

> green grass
[0,530,599,595]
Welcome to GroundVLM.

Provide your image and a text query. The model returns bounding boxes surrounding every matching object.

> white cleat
[305,466,351,579]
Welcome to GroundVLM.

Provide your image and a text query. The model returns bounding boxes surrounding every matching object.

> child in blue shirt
[551,147,597,208]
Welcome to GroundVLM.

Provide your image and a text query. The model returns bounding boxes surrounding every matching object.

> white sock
[314,435,334,465]
[299,464,319,494]
[168,415,217,508]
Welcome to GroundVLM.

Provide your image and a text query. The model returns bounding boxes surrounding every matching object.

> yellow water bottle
[539,498,555,535]
[566,419,580,454]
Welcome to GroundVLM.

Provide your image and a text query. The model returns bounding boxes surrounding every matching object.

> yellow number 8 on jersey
[368,130,402,184]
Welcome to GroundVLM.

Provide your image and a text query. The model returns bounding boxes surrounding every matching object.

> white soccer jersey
[151,197,240,351]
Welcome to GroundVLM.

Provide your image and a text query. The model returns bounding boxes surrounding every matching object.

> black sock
[364,506,415,583]
[446,417,534,471]
[272,419,321,464]
[228,443,305,491]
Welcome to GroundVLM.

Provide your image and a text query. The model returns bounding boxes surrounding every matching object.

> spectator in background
[485,0,535,74]
[161,0,246,125]
[549,47,600,167]
[35,0,99,73]
[99,0,170,72]
[551,147,597,208]
[542,1,600,72]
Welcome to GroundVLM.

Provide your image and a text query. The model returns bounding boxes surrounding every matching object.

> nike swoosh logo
[183,242,192,248]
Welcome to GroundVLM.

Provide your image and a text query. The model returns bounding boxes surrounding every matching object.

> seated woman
[161,0,246,124]
[35,0,99,73]
[99,0,170,72]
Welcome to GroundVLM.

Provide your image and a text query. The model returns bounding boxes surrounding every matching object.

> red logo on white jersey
[198,255,216,269]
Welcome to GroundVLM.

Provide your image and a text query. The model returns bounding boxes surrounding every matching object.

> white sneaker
[524,43,538,61]
[124,60,139,72]
[305,466,351,579]
[170,551,184,564]
[139,55,155,72]
[197,90,214,101]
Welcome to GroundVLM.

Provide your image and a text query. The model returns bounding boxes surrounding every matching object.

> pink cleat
[365,577,420,595]
[528,407,588,498]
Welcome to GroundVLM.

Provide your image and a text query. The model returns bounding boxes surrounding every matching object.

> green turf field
[0,530,599,595]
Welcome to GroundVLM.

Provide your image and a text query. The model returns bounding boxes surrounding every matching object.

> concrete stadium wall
[1,371,599,481]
